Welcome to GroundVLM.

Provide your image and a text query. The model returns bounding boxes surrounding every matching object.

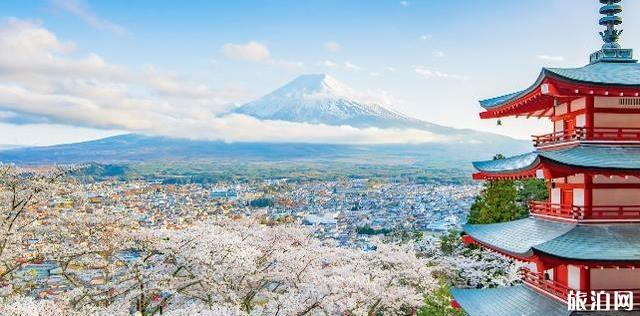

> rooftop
[473,145,640,177]
[479,62,640,111]
[451,285,568,316]
[464,217,640,261]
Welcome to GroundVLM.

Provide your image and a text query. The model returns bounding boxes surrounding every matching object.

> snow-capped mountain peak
[233,74,419,128]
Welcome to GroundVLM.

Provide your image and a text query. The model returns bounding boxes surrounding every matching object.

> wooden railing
[529,201,640,221]
[521,267,570,301]
[529,201,581,219]
[522,267,640,308]
[532,127,640,147]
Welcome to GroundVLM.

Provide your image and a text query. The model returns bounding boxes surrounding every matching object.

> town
[14,176,478,300]
[76,178,477,244]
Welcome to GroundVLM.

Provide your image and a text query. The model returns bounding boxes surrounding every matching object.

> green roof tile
[451,285,569,316]
[463,218,575,257]
[464,217,640,261]
[540,146,640,170]
[473,145,640,174]
[480,62,640,110]
[536,225,640,261]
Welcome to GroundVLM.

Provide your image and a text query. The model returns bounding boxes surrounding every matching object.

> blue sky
[0,0,638,145]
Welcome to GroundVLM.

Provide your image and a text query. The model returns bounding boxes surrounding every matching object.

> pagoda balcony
[532,127,640,148]
[522,268,640,308]
[529,201,640,222]
[521,267,569,302]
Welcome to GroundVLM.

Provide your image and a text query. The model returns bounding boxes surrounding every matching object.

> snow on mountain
[233,74,431,129]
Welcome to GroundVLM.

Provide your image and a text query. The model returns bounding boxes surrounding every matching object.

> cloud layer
[0,18,446,145]
[50,0,126,35]
[220,41,303,69]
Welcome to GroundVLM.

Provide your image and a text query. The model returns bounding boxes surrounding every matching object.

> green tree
[439,230,461,256]
[419,279,466,316]
[518,178,549,205]
[467,155,548,225]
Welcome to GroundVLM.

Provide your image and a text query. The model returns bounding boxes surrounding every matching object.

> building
[451,1,640,315]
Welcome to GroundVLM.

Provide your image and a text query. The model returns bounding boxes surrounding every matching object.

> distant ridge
[0,134,531,166]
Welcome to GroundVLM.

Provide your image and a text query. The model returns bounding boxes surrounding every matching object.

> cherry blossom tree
[0,164,517,315]
[418,233,522,289]
[145,218,437,315]
[0,165,75,294]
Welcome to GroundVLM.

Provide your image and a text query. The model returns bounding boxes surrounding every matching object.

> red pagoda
[451,1,640,315]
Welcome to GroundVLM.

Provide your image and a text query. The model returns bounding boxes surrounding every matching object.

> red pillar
[585,96,595,140]
[584,174,593,219]
[580,266,591,292]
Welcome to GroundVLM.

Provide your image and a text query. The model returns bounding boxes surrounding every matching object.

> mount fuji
[0,74,531,165]
[233,74,443,130]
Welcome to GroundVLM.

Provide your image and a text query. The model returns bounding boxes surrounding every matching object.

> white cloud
[221,41,271,62]
[50,0,126,35]
[384,66,397,73]
[323,41,341,53]
[318,60,337,67]
[413,65,468,82]
[345,62,361,70]
[420,34,432,40]
[537,55,565,62]
[0,85,443,144]
[0,19,447,145]
[220,41,303,69]
[433,51,445,58]
[400,1,410,7]
[369,72,380,77]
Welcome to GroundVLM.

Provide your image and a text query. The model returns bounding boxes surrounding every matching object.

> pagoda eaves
[480,63,640,119]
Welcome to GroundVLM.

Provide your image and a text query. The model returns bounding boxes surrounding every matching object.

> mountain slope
[234,74,443,130]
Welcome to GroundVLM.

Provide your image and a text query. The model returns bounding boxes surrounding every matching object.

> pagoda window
[567,265,581,290]
[572,98,587,111]
[551,187,561,205]
[554,120,564,134]
[591,268,640,291]
[576,114,586,128]
[594,113,640,128]
[567,174,585,184]
[573,189,585,207]
[595,97,635,109]
[593,188,640,206]
[619,98,640,106]
[555,103,569,116]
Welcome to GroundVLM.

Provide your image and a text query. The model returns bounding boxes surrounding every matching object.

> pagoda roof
[480,62,640,110]
[451,285,568,316]
[464,217,640,262]
[536,224,640,261]
[473,145,640,179]
[463,218,575,258]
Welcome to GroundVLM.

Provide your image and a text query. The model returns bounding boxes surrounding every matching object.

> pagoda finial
[589,0,636,64]
[599,0,623,49]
